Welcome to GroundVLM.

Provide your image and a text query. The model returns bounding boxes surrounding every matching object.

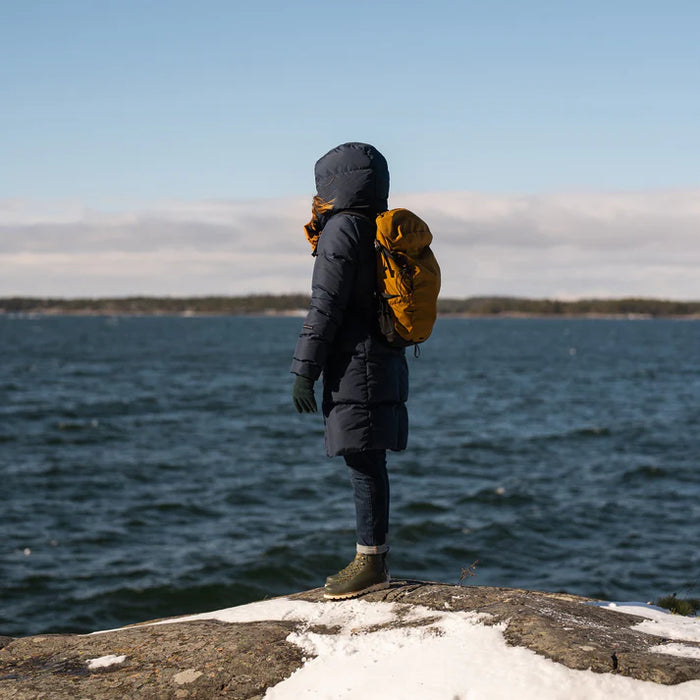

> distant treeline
[0,295,310,315]
[1,295,700,317]
[437,297,700,317]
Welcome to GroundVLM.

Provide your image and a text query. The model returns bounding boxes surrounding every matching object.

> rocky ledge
[1,581,699,699]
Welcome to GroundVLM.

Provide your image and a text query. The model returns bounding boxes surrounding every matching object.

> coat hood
[314,142,390,215]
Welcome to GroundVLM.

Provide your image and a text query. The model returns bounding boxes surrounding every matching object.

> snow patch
[649,643,700,660]
[258,602,700,700]
[148,597,410,630]
[600,603,700,643]
[87,654,126,670]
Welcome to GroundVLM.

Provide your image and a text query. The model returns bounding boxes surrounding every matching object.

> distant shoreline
[4,312,700,321]
[2,295,700,319]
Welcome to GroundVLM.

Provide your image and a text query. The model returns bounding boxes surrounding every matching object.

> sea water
[1,315,698,636]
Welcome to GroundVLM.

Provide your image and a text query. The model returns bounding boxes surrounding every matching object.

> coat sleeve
[290,215,360,380]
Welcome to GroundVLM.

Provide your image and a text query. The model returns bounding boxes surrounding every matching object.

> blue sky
[3,0,698,202]
[1,1,699,298]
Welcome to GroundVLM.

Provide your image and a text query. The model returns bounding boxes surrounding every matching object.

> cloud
[1,190,699,299]
[402,190,700,298]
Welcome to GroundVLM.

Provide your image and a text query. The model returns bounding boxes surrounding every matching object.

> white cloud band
[1,190,698,299]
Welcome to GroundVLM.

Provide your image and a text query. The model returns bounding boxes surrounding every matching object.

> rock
[1,581,699,699]
[0,619,303,699]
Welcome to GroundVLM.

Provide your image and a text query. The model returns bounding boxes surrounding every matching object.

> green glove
[292,374,317,414]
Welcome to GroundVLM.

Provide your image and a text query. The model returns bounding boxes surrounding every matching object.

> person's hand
[292,375,317,413]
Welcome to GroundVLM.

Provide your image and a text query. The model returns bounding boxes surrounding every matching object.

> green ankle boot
[324,552,390,600]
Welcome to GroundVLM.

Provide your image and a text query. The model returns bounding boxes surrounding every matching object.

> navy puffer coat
[291,143,409,457]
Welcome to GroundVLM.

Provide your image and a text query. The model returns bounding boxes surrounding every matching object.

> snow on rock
[87,654,126,670]
[601,603,700,643]
[648,644,700,660]
[143,596,700,699]
[150,597,408,629]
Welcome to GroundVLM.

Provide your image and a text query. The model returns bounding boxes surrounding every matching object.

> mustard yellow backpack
[374,208,441,349]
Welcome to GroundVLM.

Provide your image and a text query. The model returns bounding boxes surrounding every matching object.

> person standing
[291,142,409,599]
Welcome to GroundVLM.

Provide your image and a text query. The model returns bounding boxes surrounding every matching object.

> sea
[1,315,699,637]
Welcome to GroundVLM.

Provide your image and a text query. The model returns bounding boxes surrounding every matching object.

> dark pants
[343,449,389,549]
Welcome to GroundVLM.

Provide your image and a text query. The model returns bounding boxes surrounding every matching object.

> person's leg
[344,449,389,551]
[324,449,391,599]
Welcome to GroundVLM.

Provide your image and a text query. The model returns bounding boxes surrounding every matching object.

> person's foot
[324,552,390,599]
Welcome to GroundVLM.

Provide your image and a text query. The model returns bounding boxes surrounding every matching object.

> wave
[621,464,669,481]
[457,487,533,507]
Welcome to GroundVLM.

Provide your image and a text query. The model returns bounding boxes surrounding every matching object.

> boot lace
[334,554,371,582]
